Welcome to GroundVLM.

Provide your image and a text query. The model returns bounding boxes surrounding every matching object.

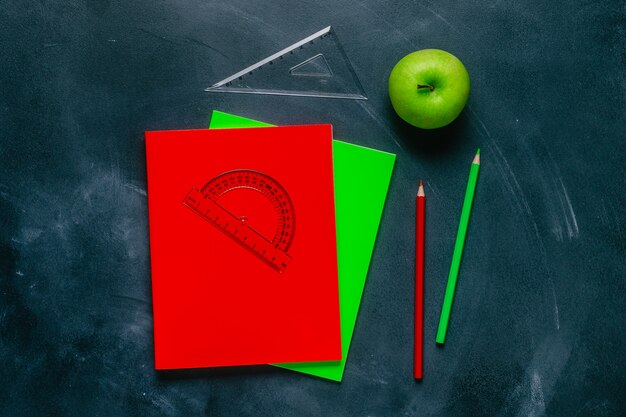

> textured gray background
[1,0,625,416]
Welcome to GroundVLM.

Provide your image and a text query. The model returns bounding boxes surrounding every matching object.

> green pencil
[436,149,481,344]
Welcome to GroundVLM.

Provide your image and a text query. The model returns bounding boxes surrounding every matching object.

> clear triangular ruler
[206,26,367,100]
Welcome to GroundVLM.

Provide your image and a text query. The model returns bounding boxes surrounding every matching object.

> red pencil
[415,180,425,379]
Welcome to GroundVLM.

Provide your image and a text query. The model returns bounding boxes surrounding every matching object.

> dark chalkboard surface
[1,1,624,416]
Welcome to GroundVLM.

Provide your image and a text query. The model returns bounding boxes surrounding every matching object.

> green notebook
[209,111,395,381]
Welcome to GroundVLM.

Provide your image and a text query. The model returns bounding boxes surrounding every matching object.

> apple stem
[417,84,434,92]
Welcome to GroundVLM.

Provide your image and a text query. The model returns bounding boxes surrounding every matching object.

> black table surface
[1,1,624,416]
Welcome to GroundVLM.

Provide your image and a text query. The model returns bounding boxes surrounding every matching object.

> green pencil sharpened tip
[476,149,480,155]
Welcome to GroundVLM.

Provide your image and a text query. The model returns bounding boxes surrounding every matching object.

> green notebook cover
[209,111,395,381]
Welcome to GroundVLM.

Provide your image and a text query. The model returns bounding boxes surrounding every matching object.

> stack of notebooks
[145,111,395,382]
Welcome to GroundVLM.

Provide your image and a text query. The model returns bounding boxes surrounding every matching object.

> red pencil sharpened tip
[417,180,425,197]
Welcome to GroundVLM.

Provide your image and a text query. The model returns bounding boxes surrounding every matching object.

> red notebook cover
[145,125,341,369]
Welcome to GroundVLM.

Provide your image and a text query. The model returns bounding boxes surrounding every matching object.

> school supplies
[209,111,395,381]
[436,150,481,344]
[206,26,367,100]
[145,125,341,369]
[415,180,425,378]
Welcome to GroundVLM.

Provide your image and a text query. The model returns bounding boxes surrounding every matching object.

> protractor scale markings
[183,170,295,273]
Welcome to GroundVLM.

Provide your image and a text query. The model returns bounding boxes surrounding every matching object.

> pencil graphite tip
[417,180,425,197]
[473,149,480,165]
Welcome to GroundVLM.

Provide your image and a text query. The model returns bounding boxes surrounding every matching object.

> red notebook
[145,125,341,369]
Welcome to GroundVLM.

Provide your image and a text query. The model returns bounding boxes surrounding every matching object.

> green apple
[388,49,470,129]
